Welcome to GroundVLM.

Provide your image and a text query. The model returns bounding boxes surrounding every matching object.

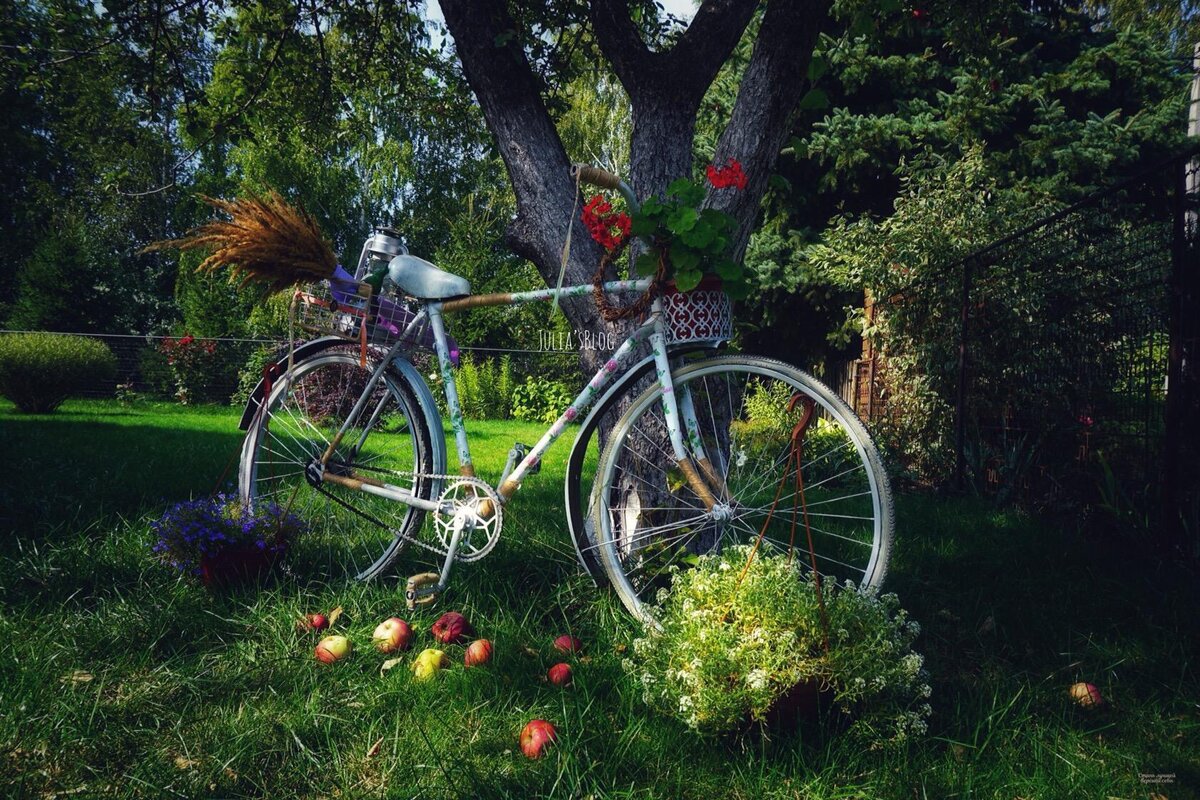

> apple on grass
[1069,682,1104,709]
[412,648,450,681]
[314,635,352,664]
[547,663,572,687]
[519,719,558,759]
[464,639,493,667]
[431,611,473,645]
[372,617,413,654]
[296,613,329,633]
[553,635,582,654]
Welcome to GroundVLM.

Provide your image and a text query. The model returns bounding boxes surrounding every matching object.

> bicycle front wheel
[238,347,436,581]
[592,355,893,623]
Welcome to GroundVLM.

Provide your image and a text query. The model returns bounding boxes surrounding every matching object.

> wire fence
[853,150,1199,554]
[0,329,585,406]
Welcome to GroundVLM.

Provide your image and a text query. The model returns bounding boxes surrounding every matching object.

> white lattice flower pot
[662,277,733,346]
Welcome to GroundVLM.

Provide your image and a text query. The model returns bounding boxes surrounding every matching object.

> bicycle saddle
[386,254,471,300]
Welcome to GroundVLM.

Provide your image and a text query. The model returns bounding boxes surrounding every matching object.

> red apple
[431,611,473,645]
[519,719,558,759]
[464,639,493,667]
[372,617,413,654]
[1069,682,1103,709]
[553,635,582,654]
[314,635,351,664]
[297,613,329,633]
[547,662,572,687]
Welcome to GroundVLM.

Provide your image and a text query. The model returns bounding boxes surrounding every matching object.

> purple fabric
[326,264,457,364]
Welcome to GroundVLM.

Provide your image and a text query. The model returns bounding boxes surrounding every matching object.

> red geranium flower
[706,159,747,190]
[581,194,631,252]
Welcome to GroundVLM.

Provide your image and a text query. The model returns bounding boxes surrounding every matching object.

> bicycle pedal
[516,443,540,475]
[405,572,441,610]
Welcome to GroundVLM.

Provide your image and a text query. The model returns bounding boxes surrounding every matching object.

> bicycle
[236,164,894,625]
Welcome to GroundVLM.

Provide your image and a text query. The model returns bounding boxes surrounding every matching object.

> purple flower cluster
[150,493,306,573]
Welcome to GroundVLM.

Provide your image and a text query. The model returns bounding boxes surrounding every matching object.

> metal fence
[0,329,583,406]
[854,151,1199,553]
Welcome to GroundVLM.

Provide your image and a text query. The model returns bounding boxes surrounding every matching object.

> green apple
[411,648,450,680]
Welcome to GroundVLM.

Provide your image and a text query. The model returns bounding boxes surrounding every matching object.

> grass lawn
[1,399,1197,798]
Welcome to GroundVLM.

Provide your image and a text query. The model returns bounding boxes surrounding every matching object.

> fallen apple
[412,648,450,680]
[553,635,582,654]
[547,662,572,687]
[372,617,413,654]
[314,635,351,664]
[297,613,329,633]
[1069,681,1103,709]
[431,611,473,645]
[519,719,558,759]
[464,639,493,667]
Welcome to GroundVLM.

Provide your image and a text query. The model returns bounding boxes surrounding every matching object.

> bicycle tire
[238,347,436,581]
[591,355,894,624]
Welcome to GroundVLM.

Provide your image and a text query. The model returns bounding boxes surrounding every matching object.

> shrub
[452,353,513,420]
[512,375,574,424]
[624,545,931,748]
[158,332,241,404]
[0,332,117,413]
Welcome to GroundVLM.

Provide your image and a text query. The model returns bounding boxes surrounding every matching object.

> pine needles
[147,191,338,290]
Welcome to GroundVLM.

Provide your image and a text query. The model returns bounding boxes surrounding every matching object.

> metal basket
[295,281,433,349]
[662,282,733,346]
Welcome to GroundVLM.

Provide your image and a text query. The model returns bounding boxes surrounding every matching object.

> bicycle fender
[236,337,448,488]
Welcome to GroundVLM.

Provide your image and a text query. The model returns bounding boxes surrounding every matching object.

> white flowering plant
[624,545,932,747]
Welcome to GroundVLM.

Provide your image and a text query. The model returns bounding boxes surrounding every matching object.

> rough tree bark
[439,0,832,369]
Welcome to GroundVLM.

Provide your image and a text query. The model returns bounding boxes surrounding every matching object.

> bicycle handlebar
[571,163,621,190]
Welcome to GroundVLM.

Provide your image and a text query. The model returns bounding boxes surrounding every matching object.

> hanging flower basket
[151,495,305,590]
[661,277,732,346]
[198,542,286,589]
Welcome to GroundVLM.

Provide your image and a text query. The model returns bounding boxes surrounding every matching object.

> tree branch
[707,0,832,259]
[439,0,602,289]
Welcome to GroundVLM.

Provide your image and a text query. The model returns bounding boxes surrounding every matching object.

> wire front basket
[295,280,432,349]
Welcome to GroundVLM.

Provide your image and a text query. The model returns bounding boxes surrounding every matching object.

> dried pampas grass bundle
[146,191,338,290]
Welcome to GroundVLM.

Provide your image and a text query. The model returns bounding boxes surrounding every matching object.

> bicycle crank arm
[320,471,445,513]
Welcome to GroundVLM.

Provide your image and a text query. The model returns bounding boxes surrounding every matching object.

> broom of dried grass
[145,191,338,290]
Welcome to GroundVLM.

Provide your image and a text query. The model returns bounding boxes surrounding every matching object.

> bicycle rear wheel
[592,355,893,623]
[238,347,435,580]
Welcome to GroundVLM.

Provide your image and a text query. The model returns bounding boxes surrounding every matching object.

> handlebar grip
[571,163,621,191]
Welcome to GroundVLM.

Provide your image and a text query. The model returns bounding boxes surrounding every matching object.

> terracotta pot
[198,544,283,589]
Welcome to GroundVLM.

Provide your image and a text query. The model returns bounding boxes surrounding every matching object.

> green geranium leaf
[807,53,828,83]
[635,252,660,277]
[630,215,657,237]
[723,278,751,300]
[640,196,663,216]
[680,223,716,249]
[666,177,693,197]
[673,269,703,292]
[671,246,701,272]
[667,206,698,234]
[714,258,742,281]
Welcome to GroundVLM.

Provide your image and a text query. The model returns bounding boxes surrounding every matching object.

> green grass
[1,399,1197,798]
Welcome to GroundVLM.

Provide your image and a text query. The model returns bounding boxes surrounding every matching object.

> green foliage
[731,4,1189,365]
[232,344,281,409]
[631,179,747,297]
[0,332,116,413]
[625,545,931,747]
[175,250,264,339]
[808,149,1051,481]
[448,353,514,421]
[511,375,574,424]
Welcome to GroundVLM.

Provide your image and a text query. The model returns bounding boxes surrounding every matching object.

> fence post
[1166,156,1200,558]
[953,257,973,492]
